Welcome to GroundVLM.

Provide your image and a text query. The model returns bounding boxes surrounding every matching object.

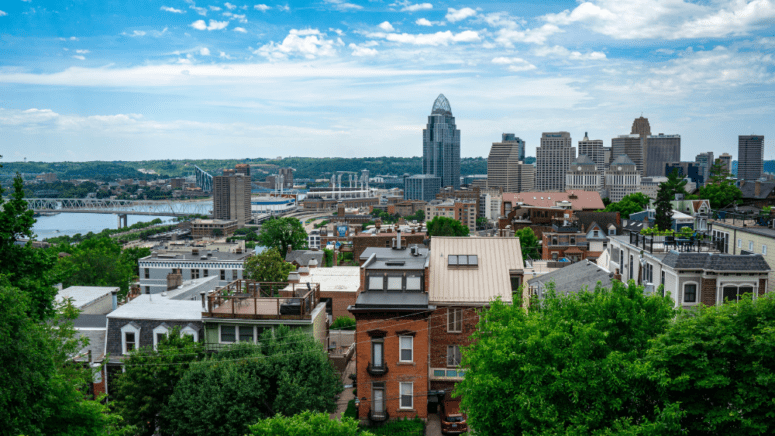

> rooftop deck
[203,280,320,320]
[627,232,724,254]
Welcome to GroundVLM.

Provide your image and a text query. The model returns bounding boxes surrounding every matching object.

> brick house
[290,265,359,323]
[352,228,425,261]
[498,205,567,238]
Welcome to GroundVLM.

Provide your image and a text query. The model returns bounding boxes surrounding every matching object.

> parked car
[440,400,468,435]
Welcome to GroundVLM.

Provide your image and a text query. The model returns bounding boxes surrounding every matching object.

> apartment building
[709,218,775,293]
[138,248,251,294]
[425,199,477,233]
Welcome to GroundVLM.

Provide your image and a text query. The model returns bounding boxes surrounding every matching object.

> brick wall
[700,278,716,306]
[320,290,357,320]
[429,306,479,368]
[760,278,767,296]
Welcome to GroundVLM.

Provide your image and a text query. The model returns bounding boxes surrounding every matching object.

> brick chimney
[755,180,761,197]
[287,271,301,283]
[167,272,182,290]
[287,244,293,255]
[613,268,621,282]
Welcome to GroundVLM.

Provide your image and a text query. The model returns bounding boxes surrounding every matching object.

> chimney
[396,230,402,249]
[613,268,621,281]
[287,244,293,255]
[755,180,761,197]
[288,271,301,283]
[200,291,206,309]
[167,272,182,290]
[309,258,318,268]
[111,289,118,311]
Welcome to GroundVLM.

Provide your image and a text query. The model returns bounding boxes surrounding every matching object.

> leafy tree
[113,329,204,436]
[257,217,308,253]
[322,248,334,267]
[244,248,296,282]
[248,412,372,436]
[456,280,679,435]
[330,316,356,330]
[426,216,469,237]
[699,159,743,209]
[404,209,425,222]
[164,326,342,436]
[514,227,539,260]
[648,295,775,435]
[602,197,612,208]
[654,180,675,231]
[603,192,650,219]
[212,228,223,237]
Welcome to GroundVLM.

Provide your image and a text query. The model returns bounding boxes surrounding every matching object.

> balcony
[367,362,389,376]
[369,408,389,422]
[203,280,320,320]
[627,233,723,254]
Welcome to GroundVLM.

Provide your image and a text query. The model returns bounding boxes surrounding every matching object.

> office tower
[565,155,602,193]
[278,168,294,189]
[536,132,575,191]
[738,135,764,181]
[213,168,252,227]
[404,174,442,202]
[641,176,669,200]
[487,136,533,192]
[235,164,251,177]
[423,94,461,190]
[578,132,605,184]
[631,116,652,137]
[612,134,644,175]
[665,162,704,186]
[719,153,733,174]
[644,134,681,177]
[604,147,612,167]
[695,152,714,185]
[605,155,641,202]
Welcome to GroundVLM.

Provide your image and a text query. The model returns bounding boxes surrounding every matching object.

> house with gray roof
[285,248,325,268]
[528,260,613,299]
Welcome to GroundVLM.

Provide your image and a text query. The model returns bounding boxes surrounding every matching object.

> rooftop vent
[385,261,405,266]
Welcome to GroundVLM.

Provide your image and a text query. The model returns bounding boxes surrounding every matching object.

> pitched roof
[610,154,636,166]
[576,211,621,233]
[527,260,613,296]
[572,155,595,165]
[428,237,524,304]
[740,181,775,199]
[661,252,771,272]
[503,191,605,210]
[57,286,116,310]
[285,250,325,266]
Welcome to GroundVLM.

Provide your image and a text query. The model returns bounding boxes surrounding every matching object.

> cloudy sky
[1,0,773,163]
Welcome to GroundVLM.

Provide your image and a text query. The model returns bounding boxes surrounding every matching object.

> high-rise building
[719,153,733,175]
[612,134,644,175]
[423,94,461,190]
[565,155,602,193]
[235,164,251,177]
[605,155,641,202]
[695,152,714,185]
[644,134,681,177]
[631,116,652,137]
[487,136,533,192]
[278,168,294,189]
[738,135,764,181]
[404,174,442,202]
[665,162,704,187]
[578,133,605,170]
[603,147,612,167]
[536,132,575,191]
[213,167,252,228]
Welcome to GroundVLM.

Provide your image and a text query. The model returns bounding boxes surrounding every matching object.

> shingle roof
[661,252,771,271]
[503,191,605,211]
[610,154,636,166]
[740,181,775,199]
[285,250,325,267]
[429,237,524,304]
[572,155,595,165]
[528,260,613,295]
[576,211,621,233]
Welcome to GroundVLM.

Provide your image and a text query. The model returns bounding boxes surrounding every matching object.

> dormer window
[369,276,384,290]
[448,255,478,266]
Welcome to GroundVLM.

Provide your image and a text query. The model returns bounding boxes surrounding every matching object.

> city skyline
[0,0,773,162]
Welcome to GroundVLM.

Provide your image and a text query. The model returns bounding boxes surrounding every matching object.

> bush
[367,417,424,436]
[343,399,357,420]
[330,316,356,330]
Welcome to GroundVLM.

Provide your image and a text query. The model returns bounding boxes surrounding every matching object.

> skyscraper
[612,134,644,175]
[644,134,681,177]
[536,132,575,191]
[631,116,652,137]
[487,135,533,192]
[695,152,714,185]
[423,94,461,190]
[738,135,764,181]
[719,153,733,174]
[213,172,252,227]
[578,132,605,170]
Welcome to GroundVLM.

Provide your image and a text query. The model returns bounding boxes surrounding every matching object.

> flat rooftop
[108,294,203,321]
[142,251,251,262]
[57,286,116,309]
[297,267,360,293]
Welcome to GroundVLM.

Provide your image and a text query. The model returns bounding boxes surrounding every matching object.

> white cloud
[0,10,7,17]
[492,56,537,72]
[160,6,185,13]
[185,0,208,15]
[543,0,775,40]
[209,5,222,11]
[375,30,480,46]
[415,18,432,26]
[191,19,229,30]
[397,1,433,12]
[495,23,561,46]
[379,21,395,32]
[72,55,86,60]
[128,30,147,37]
[533,45,606,60]
[445,7,476,23]
[75,49,90,54]
[226,13,247,22]
[330,28,344,35]
[233,27,247,33]
[278,4,290,11]
[349,43,378,56]
[256,28,338,59]
[324,0,363,10]
[200,47,211,55]
[254,4,270,11]
[224,2,237,10]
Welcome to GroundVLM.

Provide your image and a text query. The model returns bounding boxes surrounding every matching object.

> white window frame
[718,283,758,304]
[387,276,403,291]
[368,276,383,290]
[399,382,413,410]
[181,324,199,342]
[153,324,170,351]
[406,276,422,291]
[683,281,699,305]
[121,323,141,355]
[764,245,768,255]
[399,336,413,363]
[447,308,462,333]
[749,241,754,251]
[738,239,742,248]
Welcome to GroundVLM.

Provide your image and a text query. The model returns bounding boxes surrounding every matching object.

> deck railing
[203,280,320,320]
[628,232,724,254]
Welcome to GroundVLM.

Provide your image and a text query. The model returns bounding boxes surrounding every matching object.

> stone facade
[106,318,203,357]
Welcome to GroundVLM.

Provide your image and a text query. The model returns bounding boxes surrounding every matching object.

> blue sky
[1,0,773,163]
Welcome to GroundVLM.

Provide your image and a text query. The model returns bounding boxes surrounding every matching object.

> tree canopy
[426,216,469,237]
[244,247,296,282]
[602,192,651,219]
[699,159,742,209]
[257,217,308,252]
[248,412,372,436]
[654,178,675,231]
[514,227,539,260]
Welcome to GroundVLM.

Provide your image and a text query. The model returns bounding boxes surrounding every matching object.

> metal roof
[108,294,203,321]
[57,286,116,310]
[428,237,523,304]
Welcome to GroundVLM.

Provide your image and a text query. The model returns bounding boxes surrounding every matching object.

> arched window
[153,323,170,350]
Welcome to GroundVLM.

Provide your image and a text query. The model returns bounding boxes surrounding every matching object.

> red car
[440,400,468,435]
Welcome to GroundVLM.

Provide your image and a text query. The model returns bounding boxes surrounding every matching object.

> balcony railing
[203,280,320,320]
[628,233,723,254]
[367,362,389,376]
[369,408,389,422]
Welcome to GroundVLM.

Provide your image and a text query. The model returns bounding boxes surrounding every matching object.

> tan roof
[429,237,524,305]
[503,191,604,210]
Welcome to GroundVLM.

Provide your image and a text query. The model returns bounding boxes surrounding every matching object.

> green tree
[654,180,675,231]
[514,227,539,260]
[248,411,372,436]
[456,280,679,435]
[322,248,334,267]
[663,168,688,197]
[426,216,469,237]
[113,329,204,436]
[257,217,308,252]
[244,248,296,282]
[164,326,342,436]
[699,159,743,209]
[648,295,775,435]
[603,192,651,219]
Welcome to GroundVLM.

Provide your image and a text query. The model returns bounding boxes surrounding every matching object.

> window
[570,237,576,245]
[369,276,383,290]
[121,323,141,355]
[145,286,150,294]
[153,324,170,350]
[738,239,742,248]
[400,382,413,409]
[764,245,768,255]
[387,276,403,291]
[399,336,413,362]
[593,230,599,237]
[447,308,463,333]
[220,325,236,343]
[684,283,697,303]
[609,228,616,235]
[192,269,200,279]
[220,269,226,280]
[372,384,385,414]
[125,333,136,352]
[749,241,754,251]
[447,345,462,367]
[232,270,238,280]
[510,276,521,293]
[372,340,384,367]
[629,255,634,280]
[406,276,422,291]
[144,268,150,279]
[552,253,558,261]
[239,325,254,343]
[181,325,198,342]
[203,269,209,278]
[723,285,754,303]
[552,237,558,245]
[448,255,478,266]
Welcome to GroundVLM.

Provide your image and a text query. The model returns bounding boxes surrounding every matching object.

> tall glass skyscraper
[423,94,461,190]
